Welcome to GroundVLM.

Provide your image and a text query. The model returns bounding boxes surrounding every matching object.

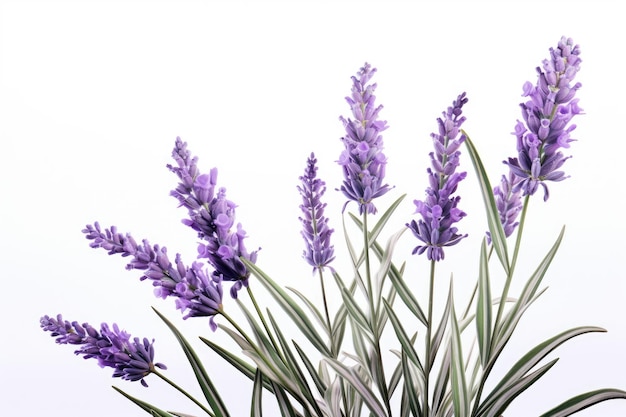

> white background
[1,1,625,416]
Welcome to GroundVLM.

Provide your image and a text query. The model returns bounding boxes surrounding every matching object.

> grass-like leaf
[112,386,176,417]
[463,132,510,274]
[539,388,626,417]
[478,326,606,416]
[153,308,229,417]
[383,299,425,378]
[324,358,389,417]
[476,239,492,367]
[251,369,263,417]
[270,379,300,417]
[401,351,423,417]
[491,227,564,361]
[243,259,332,357]
[450,298,470,417]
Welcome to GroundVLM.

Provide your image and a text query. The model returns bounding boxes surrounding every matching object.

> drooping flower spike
[298,153,335,273]
[505,36,583,201]
[337,63,391,215]
[167,137,258,298]
[83,222,223,330]
[408,93,469,261]
[40,314,166,387]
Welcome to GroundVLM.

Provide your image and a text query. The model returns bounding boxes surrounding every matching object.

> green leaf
[324,358,389,417]
[463,132,510,274]
[429,279,453,370]
[251,369,263,417]
[383,299,425,378]
[476,239,492,367]
[293,341,328,396]
[152,308,229,417]
[485,359,558,417]
[478,326,607,416]
[269,379,300,417]
[287,286,327,334]
[450,298,470,417]
[243,259,332,357]
[112,386,176,417]
[539,388,626,417]
[401,351,423,417]
[492,227,564,359]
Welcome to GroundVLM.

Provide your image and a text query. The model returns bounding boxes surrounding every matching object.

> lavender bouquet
[41,37,626,417]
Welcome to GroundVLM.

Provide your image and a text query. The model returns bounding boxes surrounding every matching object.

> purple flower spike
[408,93,469,261]
[40,314,166,387]
[490,170,523,241]
[83,223,223,329]
[167,137,259,298]
[298,153,335,273]
[505,37,583,201]
[337,63,391,215]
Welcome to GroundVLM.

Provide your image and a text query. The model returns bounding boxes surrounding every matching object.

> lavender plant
[41,37,626,417]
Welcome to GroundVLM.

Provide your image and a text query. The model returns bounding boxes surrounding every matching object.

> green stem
[152,368,215,417]
[423,259,436,417]
[318,268,333,347]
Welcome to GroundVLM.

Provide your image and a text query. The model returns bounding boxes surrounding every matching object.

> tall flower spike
[168,137,258,298]
[490,170,523,240]
[82,223,223,330]
[408,93,468,261]
[337,63,391,214]
[40,314,166,387]
[298,152,335,273]
[505,36,583,201]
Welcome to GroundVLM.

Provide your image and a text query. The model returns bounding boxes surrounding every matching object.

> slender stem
[462,244,494,319]
[423,259,436,417]
[152,368,215,417]
[318,268,333,344]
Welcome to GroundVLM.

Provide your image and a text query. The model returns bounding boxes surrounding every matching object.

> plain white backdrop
[1,1,625,416]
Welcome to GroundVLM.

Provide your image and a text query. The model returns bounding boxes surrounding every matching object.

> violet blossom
[491,170,524,240]
[40,314,166,387]
[298,152,335,273]
[408,93,468,261]
[168,137,258,298]
[505,36,583,201]
[82,222,223,330]
[337,63,391,215]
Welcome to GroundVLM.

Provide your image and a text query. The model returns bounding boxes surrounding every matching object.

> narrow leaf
[450,299,470,417]
[243,259,332,356]
[476,238,492,367]
[251,369,263,417]
[112,386,175,417]
[539,388,626,417]
[153,308,229,417]
[463,132,510,274]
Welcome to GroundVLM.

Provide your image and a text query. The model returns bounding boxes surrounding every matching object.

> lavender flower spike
[337,63,391,214]
[82,223,223,330]
[298,153,335,273]
[40,314,166,387]
[491,170,524,240]
[506,36,583,201]
[168,137,258,299]
[408,93,469,261]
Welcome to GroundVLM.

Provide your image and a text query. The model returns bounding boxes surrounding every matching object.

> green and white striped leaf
[251,369,264,417]
[383,299,425,378]
[476,239,492,367]
[152,308,229,417]
[463,132,510,274]
[243,259,332,357]
[269,379,300,417]
[112,386,176,417]
[539,388,626,417]
[450,298,470,417]
[324,358,389,417]
[478,326,606,416]
[492,227,564,357]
